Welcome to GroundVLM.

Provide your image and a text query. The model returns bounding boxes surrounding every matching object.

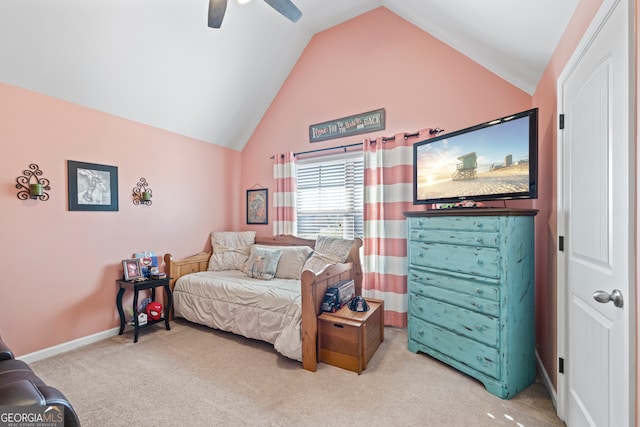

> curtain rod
[294,142,363,157]
[270,143,362,159]
[269,128,444,159]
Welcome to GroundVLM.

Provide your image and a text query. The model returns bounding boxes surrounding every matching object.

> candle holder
[133,178,152,206]
[16,164,50,201]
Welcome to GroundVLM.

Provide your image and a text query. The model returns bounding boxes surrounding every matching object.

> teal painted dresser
[404,208,537,399]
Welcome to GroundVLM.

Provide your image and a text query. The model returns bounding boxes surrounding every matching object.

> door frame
[556,0,636,422]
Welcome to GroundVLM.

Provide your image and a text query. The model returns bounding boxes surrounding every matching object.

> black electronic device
[348,296,369,312]
[413,108,538,206]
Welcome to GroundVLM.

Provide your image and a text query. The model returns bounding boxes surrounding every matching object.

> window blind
[296,153,363,240]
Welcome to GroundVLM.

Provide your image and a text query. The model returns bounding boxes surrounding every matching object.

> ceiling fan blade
[263,0,302,23]
[208,0,228,28]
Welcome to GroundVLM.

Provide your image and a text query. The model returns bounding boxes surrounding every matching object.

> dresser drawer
[409,316,500,380]
[410,294,499,347]
[409,267,500,302]
[410,242,501,279]
[409,228,500,248]
[409,216,501,232]
[409,280,499,317]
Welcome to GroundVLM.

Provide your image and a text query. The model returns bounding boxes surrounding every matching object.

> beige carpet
[31,320,564,427]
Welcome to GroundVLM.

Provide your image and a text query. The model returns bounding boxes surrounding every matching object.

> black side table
[116,277,173,343]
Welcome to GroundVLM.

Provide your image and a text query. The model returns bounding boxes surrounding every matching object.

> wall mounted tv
[413,108,538,206]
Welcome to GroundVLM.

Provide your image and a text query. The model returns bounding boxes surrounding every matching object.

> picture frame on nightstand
[122,258,143,281]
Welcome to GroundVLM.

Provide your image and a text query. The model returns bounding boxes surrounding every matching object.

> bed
[164,233,363,372]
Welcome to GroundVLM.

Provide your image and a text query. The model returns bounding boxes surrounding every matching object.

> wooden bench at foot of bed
[164,234,363,372]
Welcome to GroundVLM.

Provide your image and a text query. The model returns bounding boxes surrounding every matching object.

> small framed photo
[67,160,119,211]
[246,188,268,225]
[122,258,143,281]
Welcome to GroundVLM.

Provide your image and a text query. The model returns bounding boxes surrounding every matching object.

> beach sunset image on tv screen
[414,112,535,204]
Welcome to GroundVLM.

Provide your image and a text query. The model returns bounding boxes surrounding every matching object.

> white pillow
[303,236,354,273]
[208,231,256,271]
[252,245,313,280]
[244,247,282,280]
[314,236,354,262]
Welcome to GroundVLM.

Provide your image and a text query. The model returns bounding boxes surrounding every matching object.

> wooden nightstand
[317,298,384,374]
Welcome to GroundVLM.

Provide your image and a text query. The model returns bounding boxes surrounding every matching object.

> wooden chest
[317,298,384,374]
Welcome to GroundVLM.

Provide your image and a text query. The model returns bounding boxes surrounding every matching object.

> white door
[557,0,634,425]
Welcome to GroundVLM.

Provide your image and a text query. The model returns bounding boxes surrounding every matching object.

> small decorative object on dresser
[404,208,537,399]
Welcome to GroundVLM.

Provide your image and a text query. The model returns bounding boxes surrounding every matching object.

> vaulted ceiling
[0,0,578,151]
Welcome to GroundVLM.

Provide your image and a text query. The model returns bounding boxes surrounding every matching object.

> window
[296,152,363,240]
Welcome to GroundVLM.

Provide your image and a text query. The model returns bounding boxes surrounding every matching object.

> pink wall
[0,83,242,356]
[240,6,532,232]
[531,0,604,391]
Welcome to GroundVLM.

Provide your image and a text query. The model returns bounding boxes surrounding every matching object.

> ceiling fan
[208,0,302,29]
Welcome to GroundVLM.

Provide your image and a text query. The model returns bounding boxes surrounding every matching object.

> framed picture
[246,188,268,224]
[122,258,143,281]
[67,160,118,211]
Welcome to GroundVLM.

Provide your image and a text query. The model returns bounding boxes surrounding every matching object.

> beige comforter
[173,270,302,361]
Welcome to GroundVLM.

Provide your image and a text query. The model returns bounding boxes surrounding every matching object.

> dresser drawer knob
[476,289,483,294]
[475,324,484,331]
[476,258,483,265]
[475,237,484,244]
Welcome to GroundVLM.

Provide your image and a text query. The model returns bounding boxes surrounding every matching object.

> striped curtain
[363,130,433,327]
[272,152,297,235]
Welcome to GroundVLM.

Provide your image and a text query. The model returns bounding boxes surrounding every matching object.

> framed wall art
[67,160,118,211]
[246,188,268,225]
[122,258,143,281]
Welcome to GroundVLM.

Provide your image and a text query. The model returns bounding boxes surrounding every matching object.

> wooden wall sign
[309,108,385,143]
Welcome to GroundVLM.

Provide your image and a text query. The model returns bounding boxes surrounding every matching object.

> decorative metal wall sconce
[132,177,152,206]
[16,163,51,201]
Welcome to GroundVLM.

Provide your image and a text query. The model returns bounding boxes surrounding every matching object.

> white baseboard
[536,349,558,410]
[17,327,121,364]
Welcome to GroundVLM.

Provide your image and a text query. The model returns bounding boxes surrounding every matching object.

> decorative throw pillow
[302,236,354,273]
[208,231,256,271]
[244,248,282,280]
[252,245,313,280]
[314,235,354,262]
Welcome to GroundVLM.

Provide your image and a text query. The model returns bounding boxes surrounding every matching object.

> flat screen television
[413,108,538,206]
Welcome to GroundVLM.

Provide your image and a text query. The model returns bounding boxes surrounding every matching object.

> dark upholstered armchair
[0,335,80,427]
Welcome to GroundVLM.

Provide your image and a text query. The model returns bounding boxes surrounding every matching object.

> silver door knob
[593,289,624,308]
